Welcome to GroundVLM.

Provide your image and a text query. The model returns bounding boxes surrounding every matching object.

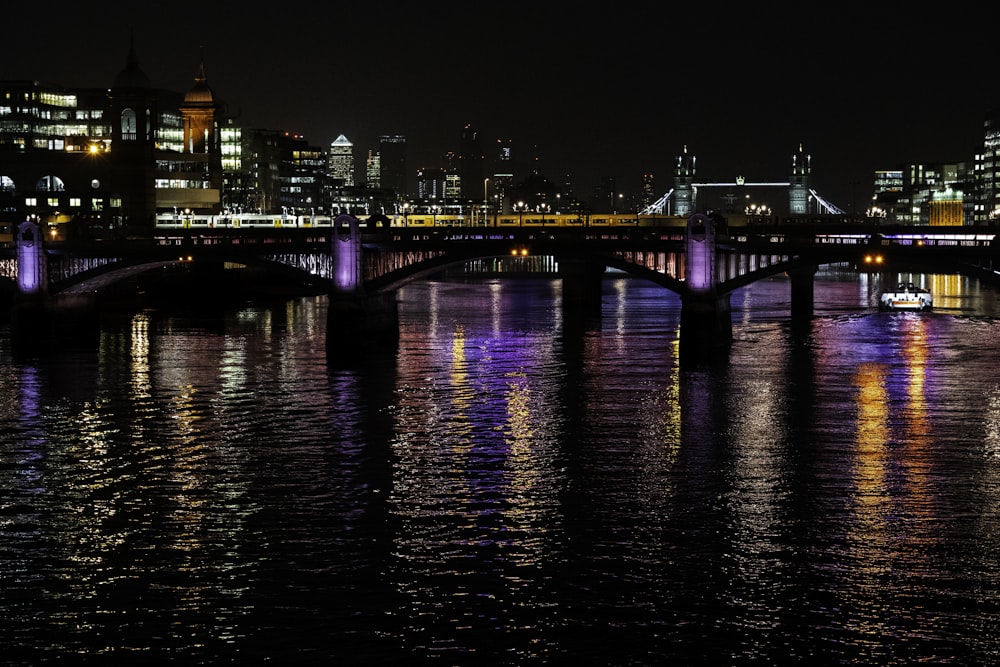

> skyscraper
[379,135,407,196]
[365,149,381,188]
[328,134,354,187]
[459,124,483,200]
[979,108,1000,222]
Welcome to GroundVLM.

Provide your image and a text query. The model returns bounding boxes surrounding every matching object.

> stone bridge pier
[679,213,733,361]
[327,214,399,350]
[557,256,605,317]
[10,220,100,354]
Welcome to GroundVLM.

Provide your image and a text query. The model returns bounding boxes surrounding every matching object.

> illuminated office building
[365,149,381,188]
[328,134,354,186]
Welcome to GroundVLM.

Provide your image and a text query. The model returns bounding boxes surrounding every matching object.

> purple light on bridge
[685,213,714,291]
[16,221,44,295]
[332,214,361,294]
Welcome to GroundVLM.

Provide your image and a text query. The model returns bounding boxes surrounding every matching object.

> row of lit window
[154,179,215,189]
[25,196,120,209]
[0,107,102,120]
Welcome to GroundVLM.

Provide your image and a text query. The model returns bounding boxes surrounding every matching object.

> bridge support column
[326,291,399,349]
[679,292,732,360]
[327,214,399,351]
[11,294,100,355]
[16,220,47,297]
[557,257,605,317]
[789,264,818,320]
[679,212,732,361]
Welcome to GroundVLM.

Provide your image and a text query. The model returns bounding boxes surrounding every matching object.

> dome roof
[183,60,216,106]
[112,37,151,89]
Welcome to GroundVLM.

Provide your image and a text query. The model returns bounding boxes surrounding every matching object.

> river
[3,268,1000,664]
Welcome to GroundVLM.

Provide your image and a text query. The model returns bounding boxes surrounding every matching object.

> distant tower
[459,124,483,199]
[789,144,811,215]
[379,135,407,196]
[365,149,381,188]
[641,173,656,210]
[328,134,355,186]
[673,146,696,216]
[108,35,157,235]
[180,52,219,155]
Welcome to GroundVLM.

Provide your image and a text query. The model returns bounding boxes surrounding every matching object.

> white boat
[879,282,932,311]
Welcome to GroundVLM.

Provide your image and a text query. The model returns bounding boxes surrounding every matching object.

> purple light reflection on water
[3,271,1000,663]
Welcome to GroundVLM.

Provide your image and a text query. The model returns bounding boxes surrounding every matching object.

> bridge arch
[48,253,332,298]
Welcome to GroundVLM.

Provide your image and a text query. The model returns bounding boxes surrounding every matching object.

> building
[459,124,483,200]
[378,135,407,197]
[365,149,380,188]
[873,161,973,225]
[155,54,223,218]
[327,134,354,187]
[278,133,324,215]
[978,108,1000,223]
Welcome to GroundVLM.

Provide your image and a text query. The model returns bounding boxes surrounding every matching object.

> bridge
[3,214,999,360]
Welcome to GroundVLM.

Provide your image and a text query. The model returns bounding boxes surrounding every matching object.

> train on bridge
[155,212,682,229]
[153,211,871,230]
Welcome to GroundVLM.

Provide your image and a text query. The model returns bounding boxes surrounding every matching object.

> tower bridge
[3,214,999,361]
[641,145,845,217]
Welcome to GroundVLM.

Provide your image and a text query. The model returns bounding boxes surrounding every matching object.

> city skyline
[3,3,995,211]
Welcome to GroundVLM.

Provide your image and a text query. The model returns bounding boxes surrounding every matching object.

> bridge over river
[3,214,999,360]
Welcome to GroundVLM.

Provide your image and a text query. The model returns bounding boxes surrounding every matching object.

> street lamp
[483,178,490,227]
[515,200,526,226]
[866,205,887,227]
[744,203,771,220]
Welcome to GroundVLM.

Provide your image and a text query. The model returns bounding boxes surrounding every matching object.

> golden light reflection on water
[897,316,934,518]
[845,361,893,639]
[985,387,1000,458]
[844,312,938,641]
[635,336,681,475]
[851,361,891,549]
[130,313,151,397]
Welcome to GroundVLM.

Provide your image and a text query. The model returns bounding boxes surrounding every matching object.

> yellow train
[154,212,692,229]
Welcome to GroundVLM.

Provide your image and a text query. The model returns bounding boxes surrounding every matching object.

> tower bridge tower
[789,144,810,215]
[673,146,696,216]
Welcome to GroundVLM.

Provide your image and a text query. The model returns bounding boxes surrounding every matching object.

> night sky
[3,2,994,212]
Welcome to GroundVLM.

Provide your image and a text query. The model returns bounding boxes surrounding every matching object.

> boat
[879,282,933,311]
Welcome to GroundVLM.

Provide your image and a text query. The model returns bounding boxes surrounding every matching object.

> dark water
[4,270,1000,665]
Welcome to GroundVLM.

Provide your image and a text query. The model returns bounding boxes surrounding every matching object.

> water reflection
[5,273,1000,663]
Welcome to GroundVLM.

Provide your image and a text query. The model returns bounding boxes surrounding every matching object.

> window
[121,108,137,140]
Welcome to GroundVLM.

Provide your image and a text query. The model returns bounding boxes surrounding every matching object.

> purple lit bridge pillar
[16,220,47,297]
[327,214,398,349]
[11,219,99,353]
[680,213,732,358]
